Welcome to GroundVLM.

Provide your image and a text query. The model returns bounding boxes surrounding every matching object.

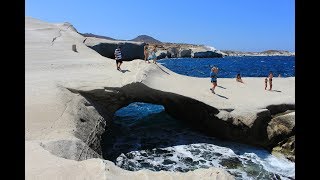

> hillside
[131,35,162,44]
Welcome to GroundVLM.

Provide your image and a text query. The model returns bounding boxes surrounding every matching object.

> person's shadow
[120,69,131,73]
[216,94,229,99]
[270,90,282,92]
[217,85,226,89]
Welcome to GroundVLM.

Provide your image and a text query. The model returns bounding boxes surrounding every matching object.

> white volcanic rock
[84,37,145,60]
[26,16,295,179]
[26,16,235,179]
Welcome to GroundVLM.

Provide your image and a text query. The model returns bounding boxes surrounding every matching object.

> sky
[26,0,295,52]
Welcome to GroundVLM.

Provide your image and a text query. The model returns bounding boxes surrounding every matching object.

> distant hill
[221,49,294,56]
[80,33,115,40]
[130,35,162,44]
[261,50,290,54]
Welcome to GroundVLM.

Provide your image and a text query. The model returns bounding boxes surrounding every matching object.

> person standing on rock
[114,45,123,71]
[236,73,244,83]
[210,66,219,94]
[148,45,157,64]
[144,44,150,63]
[268,71,274,90]
[265,77,268,90]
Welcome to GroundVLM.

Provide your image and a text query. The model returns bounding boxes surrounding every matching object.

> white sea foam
[262,154,295,178]
[108,102,295,179]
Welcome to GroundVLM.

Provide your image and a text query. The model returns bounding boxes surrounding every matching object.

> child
[236,73,244,83]
[210,67,218,94]
[265,77,268,90]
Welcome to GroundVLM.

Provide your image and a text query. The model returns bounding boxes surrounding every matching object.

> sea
[101,56,295,180]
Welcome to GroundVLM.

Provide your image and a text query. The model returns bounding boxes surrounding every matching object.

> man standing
[114,45,123,71]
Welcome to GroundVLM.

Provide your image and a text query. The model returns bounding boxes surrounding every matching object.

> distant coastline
[82,33,294,58]
[220,50,295,57]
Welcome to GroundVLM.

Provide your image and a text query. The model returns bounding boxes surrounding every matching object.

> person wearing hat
[114,45,123,71]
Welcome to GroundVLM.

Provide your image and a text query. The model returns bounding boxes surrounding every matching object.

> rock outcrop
[179,49,192,58]
[84,37,145,60]
[84,36,225,60]
[268,112,295,161]
[192,50,223,58]
[26,17,235,179]
[26,17,295,179]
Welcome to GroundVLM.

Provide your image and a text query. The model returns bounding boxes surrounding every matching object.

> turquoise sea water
[102,56,295,179]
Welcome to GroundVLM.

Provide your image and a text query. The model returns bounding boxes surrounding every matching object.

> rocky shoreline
[221,50,295,56]
[82,33,294,59]
[26,17,295,179]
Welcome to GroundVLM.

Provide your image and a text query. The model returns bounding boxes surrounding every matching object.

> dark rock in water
[156,50,170,59]
[272,136,295,162]
[179,49,192,58]
[182,157,196,165]
[190,148,201,155]
[167,47,179,58]
[220,157,242,169]
[163,159,177,165]
[125,153,135,159]
[193,51,223,58]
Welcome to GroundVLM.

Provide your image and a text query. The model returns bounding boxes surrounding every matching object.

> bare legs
[144,53,150,63]
[265,78,268,90]
[116,61,123,71]
[210,82,217,94]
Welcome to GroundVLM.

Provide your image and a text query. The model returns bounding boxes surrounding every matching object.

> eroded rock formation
[26,17,295,179]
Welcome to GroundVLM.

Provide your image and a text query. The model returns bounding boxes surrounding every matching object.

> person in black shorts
[114,46,123,71]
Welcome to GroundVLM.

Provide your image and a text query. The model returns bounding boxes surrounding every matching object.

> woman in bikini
[148,45,157,64]
[268,71,273,90]
[144,44,150,63]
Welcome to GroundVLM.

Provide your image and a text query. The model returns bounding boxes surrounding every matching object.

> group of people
[210,67,275,94]
[265,71,273,90]
[113,44,158,71]
[115,46,275,92]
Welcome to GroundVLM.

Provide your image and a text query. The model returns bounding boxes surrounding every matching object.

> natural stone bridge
[25,17,294,179]
[68,82,294,152]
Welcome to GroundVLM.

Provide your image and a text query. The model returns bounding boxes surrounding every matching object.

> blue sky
[26,0,295,52]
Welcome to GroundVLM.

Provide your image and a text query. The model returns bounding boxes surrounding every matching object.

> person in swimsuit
[265,77,268,90]
[148,45,157,64]
[236,73,244,83]
[144,44,150,63]
[210,67,218,94]
[268,71,273,90]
